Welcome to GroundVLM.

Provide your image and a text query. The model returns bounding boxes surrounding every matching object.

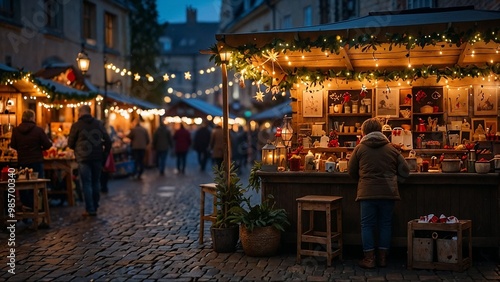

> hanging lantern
[261,142,277,171]
[281,115,293,147]
[275,139,287,171]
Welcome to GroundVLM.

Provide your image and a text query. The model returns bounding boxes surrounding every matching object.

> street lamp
[220,49,232,189]
[76,45,90,75]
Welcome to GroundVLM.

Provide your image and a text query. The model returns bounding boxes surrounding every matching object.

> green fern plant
[213,162,245,228]
[228,161,290,232]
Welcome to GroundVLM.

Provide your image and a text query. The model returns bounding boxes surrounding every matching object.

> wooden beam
[456,43,470,65]
[339,47,354,71]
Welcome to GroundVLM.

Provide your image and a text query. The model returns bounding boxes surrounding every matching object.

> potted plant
[228,162,290,256]
[210,162,245,253]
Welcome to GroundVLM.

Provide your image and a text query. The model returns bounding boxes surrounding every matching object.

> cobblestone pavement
[1,153,499,281]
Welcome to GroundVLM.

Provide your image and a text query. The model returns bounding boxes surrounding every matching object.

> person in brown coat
[347,118,410,268]
[209,123,224,171]
[10,110,52,210]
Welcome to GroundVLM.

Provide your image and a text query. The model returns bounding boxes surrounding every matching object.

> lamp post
[220,50,232,188]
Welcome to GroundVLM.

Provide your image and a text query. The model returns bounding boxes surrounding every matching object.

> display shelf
[413,112,445,116]
[327,113,372,117]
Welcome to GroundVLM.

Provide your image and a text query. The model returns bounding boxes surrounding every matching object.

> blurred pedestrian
[128,117,150,180]
[10,110,52,213]
[101,124,117,193]
[193,121,211,172]
[68,105,111,216]
[209,122,224,171]
[173,123,191,174]
[347,118,410,268]
[153,121,173,176]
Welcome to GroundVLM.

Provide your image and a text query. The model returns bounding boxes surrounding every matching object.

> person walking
[347,118,410,269]
[209,122,224,171]
[193,121,211,172]
[173,123,191,174]
[10,110,52,213]
[152,121,173,176]
[68,105,111,216]
[128,118,150,180]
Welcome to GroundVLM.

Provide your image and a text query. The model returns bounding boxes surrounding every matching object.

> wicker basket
[420,105,434,113]
[240,225,281,257]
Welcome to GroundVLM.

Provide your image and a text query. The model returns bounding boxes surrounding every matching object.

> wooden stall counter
[44,158,78,206]
[257,171,500,254]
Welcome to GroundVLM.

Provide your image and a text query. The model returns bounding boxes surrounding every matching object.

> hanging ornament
[254,90,265,102]
[184,71,192,80]
[163,74,170,81]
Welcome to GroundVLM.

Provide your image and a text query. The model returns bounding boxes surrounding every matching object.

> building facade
[0,0,131,95]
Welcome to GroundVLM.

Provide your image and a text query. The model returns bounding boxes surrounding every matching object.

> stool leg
[32,187,39,230]
[41,185,51,225]
[296,202,302,264]
[199,190,205,244]
[326,205,332,267]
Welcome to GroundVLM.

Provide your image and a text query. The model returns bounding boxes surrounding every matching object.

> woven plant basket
[240,225,281,257]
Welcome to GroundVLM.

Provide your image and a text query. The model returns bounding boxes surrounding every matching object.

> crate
[437,239,458,263]
[407,219,472,271]
[413,238,433,262]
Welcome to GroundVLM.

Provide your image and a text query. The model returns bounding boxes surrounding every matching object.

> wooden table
[44,158,78,206]
[0,178,51,230]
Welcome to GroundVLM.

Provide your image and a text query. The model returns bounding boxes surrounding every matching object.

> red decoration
[66,69,76,82]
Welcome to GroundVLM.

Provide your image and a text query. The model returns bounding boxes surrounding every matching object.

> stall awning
[105,91,160,110]
[35,77,94,101]
[251,101,292,121]
[165,98,236,118]
[215,6,500,90]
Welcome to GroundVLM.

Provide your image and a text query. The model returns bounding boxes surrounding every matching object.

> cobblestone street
[1,153,499,281]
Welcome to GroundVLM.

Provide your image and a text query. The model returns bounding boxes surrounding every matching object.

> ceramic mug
[336,160,348,172]
[325,161,336,172]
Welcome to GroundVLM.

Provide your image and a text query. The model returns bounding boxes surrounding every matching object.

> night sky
[156,0,221,23]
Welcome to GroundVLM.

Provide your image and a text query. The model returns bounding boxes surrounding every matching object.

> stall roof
[35,77,92,100]
[215,6,500,89]
[250,101,292,121]
[166,98,236,118]
[105,91,160,110]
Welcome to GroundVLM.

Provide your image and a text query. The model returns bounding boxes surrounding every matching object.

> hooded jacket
[10,121,52,164]
[68,114,111,162]
[347,131,410,201]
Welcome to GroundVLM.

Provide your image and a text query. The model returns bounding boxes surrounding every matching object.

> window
[82,1,96,43]
[0,0,14,18]
[407,0,433,9]
[44,0,63,31]
[160,37,172,52]
[104,12,117,49]
[303,5,312,26]
[339,0,357,21]
[282,15,292,29]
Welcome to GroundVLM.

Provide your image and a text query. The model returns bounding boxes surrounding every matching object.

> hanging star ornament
[134,73,141,81]
[184,71,191,80]
[254,90,265,102]
[163,74,170,81]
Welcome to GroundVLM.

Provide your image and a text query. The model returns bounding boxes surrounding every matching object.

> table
[44,158,78,206]
[0,178,51,230]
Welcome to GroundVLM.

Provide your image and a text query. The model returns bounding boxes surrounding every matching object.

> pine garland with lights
[212,26,500,93]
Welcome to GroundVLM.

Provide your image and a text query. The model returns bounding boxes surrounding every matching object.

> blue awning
[250,101,292,121]
[166,98,236,118]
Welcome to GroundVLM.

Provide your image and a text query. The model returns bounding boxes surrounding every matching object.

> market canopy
[165,98,236,119]
[250,101,292,121]
[214,6,500,93]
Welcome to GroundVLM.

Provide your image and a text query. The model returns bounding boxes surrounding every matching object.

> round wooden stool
[296,195,343,266]
[199,183,217,244]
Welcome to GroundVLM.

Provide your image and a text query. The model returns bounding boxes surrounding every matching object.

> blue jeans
[78,160,102,213]
[157,150,168,173]
[176,152,188,173]
[360,199,395,252]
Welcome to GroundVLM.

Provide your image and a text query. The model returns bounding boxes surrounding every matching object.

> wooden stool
[199,183,217,244]
[296,195,343,266]
[0,179,51,230]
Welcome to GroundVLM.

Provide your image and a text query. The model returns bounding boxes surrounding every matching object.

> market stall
[214,6,500,253]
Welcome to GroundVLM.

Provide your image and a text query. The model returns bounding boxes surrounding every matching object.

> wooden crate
[407,219,472,272]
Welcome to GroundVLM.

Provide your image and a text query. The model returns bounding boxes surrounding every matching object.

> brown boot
[358,250,376,269]
[377,249,388,267]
